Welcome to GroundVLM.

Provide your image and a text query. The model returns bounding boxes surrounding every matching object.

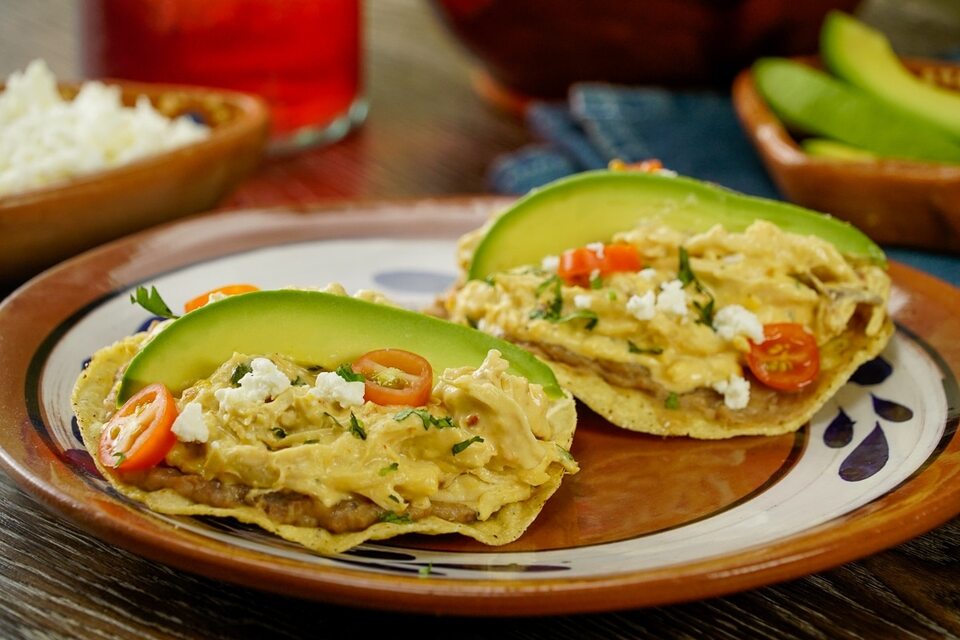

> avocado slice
[801,138,878,162]
[753,57,960,165]
[467,170,885,280]
[822,11,960,140]
[118,290,564,403]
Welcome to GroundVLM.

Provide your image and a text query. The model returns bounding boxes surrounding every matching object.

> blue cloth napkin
[487,83,959,286]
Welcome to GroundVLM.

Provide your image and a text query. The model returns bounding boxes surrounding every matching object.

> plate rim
[1,197,959,616]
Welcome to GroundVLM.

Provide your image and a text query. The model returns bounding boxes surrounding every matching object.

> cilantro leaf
[394,408,455,430]
[665,392,679,410]
[129,285,178,319]
[627,340,663,355]
[693,297,716,326]
[557,309,598,330]
[230,362,252,386]
[379,511,412,524]
[452,435,484,455]
[335,364,365,383]
[348,412,367,440]
[379,462,399,476]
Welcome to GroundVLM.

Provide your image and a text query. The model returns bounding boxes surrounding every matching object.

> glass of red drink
[80,0,366,153]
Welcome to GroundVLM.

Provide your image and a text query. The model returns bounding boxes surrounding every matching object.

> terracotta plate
[1,198,958,617]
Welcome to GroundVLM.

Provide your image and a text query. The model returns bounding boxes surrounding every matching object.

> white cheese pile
[0,59,210,197]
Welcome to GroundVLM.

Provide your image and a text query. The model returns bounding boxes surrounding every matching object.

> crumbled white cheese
[585,242,605,259]
[713,304,764,343]
[541,255,560,272]
[310,371,366,408]
[574,294,593,309]
[171,401,209,443]
[626,291,656,320]
[638,268,657,280]
[0,59,210,197]
[655,280,688,316]
[712,375,751,410]
[215,357,291,411]
[477,318,506,338]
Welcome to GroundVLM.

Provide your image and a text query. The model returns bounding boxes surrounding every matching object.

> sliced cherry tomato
[184,284,259,313]
[558,243,642,286]
[558,247,603,287]
[746,323,820,392]
[99,383,178,472]
[352,349,433,407]
[601,243,643,273]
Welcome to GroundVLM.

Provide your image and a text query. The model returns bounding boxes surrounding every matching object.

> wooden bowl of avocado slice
[732,12,960,254]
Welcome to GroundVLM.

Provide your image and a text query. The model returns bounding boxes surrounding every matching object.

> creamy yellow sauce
[446,221,889,397]
[164,349,577,521]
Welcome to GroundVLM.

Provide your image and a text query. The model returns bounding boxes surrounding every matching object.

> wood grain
[2,0,960,638]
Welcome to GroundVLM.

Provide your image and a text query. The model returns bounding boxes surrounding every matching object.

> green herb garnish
[272,427,286,439]
[665,393,679,410]
[379,462,399,476]
[677,247,716,326]
[556,309,598,330]
[112,451,126,468]
[530,275,564,321]
[335,363,365,383]
[693,298,716,326]
[556,444,575,462]
[348,412,367,440]
[230,362,252,386]
[627,340,663,355]
[452,435,484,455]
[379,511,412,524]
[389,494,401,503]
[418,564,433,577]
[394,408,455,430]
[130,285,178,319]
[589,274,603,289]
[291,376,309,387]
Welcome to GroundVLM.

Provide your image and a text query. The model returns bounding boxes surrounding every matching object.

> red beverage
[80,0,365,149]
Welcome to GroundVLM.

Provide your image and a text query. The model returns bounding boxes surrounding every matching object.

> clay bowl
[430,0,859,108]
[733,56,960,253]
[0,80,270,288]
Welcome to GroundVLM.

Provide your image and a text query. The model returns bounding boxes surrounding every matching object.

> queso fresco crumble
[0,59,210,197]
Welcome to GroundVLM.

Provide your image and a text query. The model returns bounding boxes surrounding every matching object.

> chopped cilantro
[272,427,286,439]
[556,309,598,330]
[452,435,484,455]
[693,297,716,326]
[291,376,309,387]
[335,364,365,383]
[418,564,433,577]
[348,412,367,440]
[530,275,563,321]
[379,511,412,524]
[608,290,618,301]
[665,392,679,410]
[129,285,178,320]
[394,408,455,430]
[589,274,603,289]
[627,340,663,355]
[483,275,497,286]
[677,247,717,327]
[556,444,575,461]
[379,462,399,476]
[230,362,252,386]
[112,451,126,468]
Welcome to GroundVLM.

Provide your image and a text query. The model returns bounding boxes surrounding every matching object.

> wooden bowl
[732,56,960,253]
[0,80,270,288]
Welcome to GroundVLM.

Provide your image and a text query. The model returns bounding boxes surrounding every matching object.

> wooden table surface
[2,1,959,638]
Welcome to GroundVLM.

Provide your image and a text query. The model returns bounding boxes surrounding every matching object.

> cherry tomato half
[99,383,178,471]
[558,243,642,287]
[184,284,259,313]
[352,349,433,407]
[746,323,820,392]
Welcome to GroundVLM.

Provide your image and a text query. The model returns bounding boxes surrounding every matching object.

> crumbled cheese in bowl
[0,59,210,197]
